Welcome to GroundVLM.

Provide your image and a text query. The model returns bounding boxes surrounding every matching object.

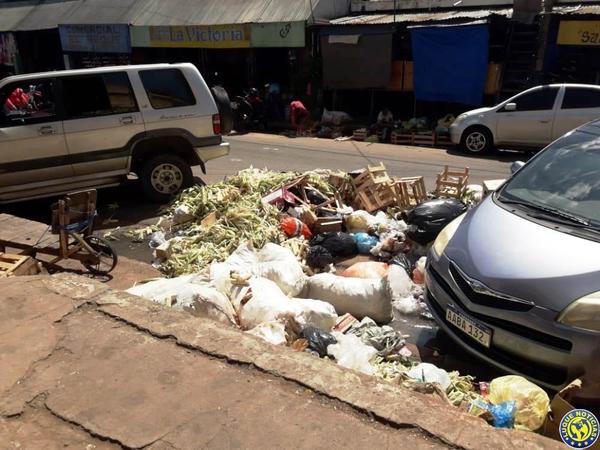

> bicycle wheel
[82,236,118,275]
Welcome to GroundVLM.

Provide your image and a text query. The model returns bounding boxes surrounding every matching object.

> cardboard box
[543,379,600,449]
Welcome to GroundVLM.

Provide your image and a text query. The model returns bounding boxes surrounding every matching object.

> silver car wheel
[466,131,486,152]
[151,163,184,194]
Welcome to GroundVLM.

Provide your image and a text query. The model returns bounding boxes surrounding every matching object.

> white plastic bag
[127,276,236,326]
[327,332,377,375]
[239,277,337,330]
[210,242,306,297]
[255,243,307,297]
[304,273,392,323]
[406,363,451,390]
[388,265,413,299]
[246,321,289,345]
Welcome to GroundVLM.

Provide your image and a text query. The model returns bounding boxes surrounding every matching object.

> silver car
[450,84,600,154]
[426,119,600,400]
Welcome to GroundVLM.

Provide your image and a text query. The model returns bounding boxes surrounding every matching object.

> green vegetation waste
[159,168,338,276]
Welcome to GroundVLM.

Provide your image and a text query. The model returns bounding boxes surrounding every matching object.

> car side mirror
[511,161,525,174]
[504,103,517,112]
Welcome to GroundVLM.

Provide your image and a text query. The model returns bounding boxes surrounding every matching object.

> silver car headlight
[432,214,466,257]
[557,292,600,332]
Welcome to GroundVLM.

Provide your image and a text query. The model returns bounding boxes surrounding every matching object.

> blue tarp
[411,25,489,106]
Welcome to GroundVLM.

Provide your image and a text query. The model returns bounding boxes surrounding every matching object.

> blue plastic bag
[353,233,379,255]
[489,401,517,428]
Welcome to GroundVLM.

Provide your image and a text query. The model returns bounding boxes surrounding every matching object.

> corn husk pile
[158,168,339,276]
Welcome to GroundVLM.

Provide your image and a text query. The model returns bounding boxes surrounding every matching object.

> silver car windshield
[499,130,600,226]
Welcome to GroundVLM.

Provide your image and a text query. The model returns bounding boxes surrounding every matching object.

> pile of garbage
[126,164,554,434]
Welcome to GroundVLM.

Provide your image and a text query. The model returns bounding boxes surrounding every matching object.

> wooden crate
[412,132,435,147]
[0,253,40,277]
[351,163,391,191]
[394,176,428,208]
[436,165,470,199]
[435,134,453,147]
[355,184,398,213]
[391,132,413,145]
[352,128,368,141]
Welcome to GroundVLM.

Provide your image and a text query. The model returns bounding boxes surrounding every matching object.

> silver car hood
[445,196,600,312]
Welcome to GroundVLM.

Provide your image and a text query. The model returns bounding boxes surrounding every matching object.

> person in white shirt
[372,107,394,142]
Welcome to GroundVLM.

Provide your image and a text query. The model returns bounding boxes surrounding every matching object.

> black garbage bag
[310,232,357,258]
[301,326,337,358]
[389,253,412,276]
[403,198,467,245]
[306,245,334,270]
[305,187,329,205]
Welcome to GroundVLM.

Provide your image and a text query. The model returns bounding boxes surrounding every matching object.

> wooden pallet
[0,253,40,277]
[436,165,470,199]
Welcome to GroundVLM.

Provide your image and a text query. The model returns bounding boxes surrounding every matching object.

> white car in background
[450,84,600,154]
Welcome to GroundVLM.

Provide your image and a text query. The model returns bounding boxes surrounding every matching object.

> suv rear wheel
[140,154,193,203]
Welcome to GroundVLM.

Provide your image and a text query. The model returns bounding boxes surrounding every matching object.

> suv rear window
[62,72,137,119]
[139,69,196,110]
[562,88,600,109]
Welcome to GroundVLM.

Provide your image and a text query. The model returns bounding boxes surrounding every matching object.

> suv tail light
[212,114,221,135]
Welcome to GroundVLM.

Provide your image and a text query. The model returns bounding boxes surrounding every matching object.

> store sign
[59,24,131,53]
[558,21,600,46]
[131,25,250,49]
[250,22,305,47]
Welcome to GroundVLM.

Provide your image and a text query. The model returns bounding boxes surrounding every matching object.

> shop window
[562,88,600,109]
[139,69,196,110]
[501,87,559,112]
[0,78,57,126]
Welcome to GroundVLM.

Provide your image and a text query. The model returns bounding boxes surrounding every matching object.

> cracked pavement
[0,274,561,450]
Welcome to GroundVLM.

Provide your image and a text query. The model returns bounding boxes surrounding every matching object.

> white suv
[0,63,230,203]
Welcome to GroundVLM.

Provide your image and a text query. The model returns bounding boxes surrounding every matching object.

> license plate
[446,306,492,348]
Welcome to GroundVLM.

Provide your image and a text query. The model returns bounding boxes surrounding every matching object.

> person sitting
[371,107,394,142]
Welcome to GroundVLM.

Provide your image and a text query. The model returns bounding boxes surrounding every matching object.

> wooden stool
[436,165,469,198]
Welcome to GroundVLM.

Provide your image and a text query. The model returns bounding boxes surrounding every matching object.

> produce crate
[390,132,413,145]
[394,176,428,207]
[352,128,368,141]
[355,183,398,213]
[412,132,436,147]
[435,134,453,147]
[436,165,470,199]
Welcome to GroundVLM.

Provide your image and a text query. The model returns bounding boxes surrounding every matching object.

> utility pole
[535,0,555,73]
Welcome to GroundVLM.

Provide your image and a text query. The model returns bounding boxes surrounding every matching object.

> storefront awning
[0,0,337,32]
[329,8,512,26]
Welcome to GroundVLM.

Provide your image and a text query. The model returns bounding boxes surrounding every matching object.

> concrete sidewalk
[0,274,560,449]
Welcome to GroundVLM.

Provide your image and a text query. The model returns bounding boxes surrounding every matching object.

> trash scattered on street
[122,162,557,437]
